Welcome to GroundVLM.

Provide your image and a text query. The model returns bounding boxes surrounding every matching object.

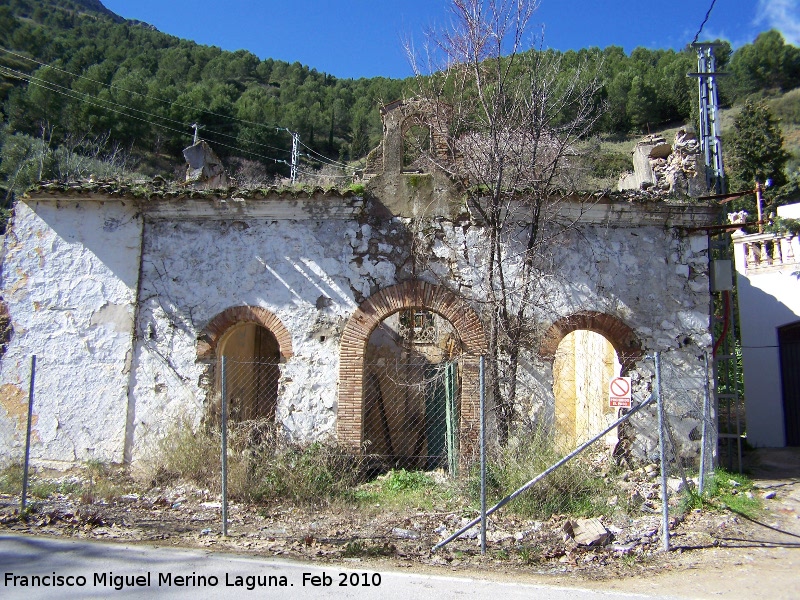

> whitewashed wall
[0,199,142,465]
[1,193,714,467]
[733,210,800,447]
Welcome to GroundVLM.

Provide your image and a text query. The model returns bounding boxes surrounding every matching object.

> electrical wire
[0,66,293,167]
[692,0,718,45]
[0,66,189,139]
[298,138,351,169]
[0,46,297,135]
[0,46,357,175]
[0,63,294,157]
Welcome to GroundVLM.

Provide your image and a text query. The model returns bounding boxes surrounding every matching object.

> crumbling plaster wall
[129,195,712,463]
[127,196,419,461]
[0,199,142,465]
[1,189,715,467]
[409,208,713,462]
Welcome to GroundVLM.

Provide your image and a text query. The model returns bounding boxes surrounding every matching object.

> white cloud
[757,0,800,45]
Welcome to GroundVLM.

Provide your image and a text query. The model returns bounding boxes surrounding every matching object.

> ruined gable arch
[337,281,486,452]
[196,306,293,362]
[381,99,451,172]
[539,311,641,371]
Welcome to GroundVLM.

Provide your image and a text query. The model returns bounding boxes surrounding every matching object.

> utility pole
[688,43,728,195]
[290,130,299,184]
[191,123,202,145]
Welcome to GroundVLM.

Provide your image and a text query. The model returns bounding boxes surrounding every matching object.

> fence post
[479,355,486,555]
[655,351,670,552]
[699,351,711,495]
[21,355,36,512]
[221,355,228,537]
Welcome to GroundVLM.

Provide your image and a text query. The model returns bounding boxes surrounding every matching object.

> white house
[733,203,800,447]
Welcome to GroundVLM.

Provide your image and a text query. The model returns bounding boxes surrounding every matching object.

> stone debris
[562,518,612,547]
[618,130,707,197]
[391,527,420,540]
[183,140,229,188]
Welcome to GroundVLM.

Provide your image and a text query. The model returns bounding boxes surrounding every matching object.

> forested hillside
[1,0,799,192]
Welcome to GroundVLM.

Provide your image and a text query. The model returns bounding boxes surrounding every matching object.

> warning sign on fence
[609,376,632,408]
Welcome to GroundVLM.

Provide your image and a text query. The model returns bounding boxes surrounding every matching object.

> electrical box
[710,259,733,292]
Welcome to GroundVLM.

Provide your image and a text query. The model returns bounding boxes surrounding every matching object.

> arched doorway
[218,323,280,421]
[337,281,487,470]
[553,330,621,450]
[540,311,641,452]
[363,309,461,473]
[197,306,293,423]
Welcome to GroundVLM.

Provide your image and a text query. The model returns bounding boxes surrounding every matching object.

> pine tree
[728,100,789,190]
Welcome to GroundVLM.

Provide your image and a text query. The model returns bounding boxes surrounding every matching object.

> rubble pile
[618,130,708,197]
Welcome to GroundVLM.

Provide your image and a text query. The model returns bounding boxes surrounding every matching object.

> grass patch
[350,468,458,510]
[150,419,361,504]
[680,468,762,519]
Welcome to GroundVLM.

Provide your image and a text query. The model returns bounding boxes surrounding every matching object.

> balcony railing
[736,231,800,273]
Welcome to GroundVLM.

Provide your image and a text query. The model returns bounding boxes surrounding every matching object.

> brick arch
[539,311,641,371]
[337,281,486,452]
[196,306,293,361]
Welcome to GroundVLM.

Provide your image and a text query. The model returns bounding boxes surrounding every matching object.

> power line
[0,66,189,139]
[0,47,357,178]
[0,63,294,157]
[298,139,351,169]
[0,46,297,135]
[0,66,293,167]
[692,0,718,45]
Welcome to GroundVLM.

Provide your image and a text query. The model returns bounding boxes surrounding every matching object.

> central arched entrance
[337,281,487,471]
[363,309,461,473]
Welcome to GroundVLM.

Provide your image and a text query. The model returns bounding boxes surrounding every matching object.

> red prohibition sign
[610,377,630,397]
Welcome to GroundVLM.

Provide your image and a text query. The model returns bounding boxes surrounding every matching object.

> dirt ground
[2,448,799,599]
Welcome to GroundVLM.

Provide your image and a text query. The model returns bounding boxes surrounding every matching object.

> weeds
[680,468,762,518]
[470,432,619,519]
[0,463,23,494]
[151,420,222,491]
[151,419,360,504]
[351,468,458,510]
[249,442,360,504]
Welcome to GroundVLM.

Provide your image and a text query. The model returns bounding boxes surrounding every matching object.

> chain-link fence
[2,346,716,553]
[362,358,461,476]
[437,349,716,552]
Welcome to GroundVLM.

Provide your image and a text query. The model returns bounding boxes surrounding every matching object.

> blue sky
[101,0,799,80]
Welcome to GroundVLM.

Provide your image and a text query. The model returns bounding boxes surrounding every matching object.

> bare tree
[406,0,604,443]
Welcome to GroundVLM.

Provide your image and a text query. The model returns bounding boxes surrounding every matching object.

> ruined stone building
[0,101,719,470]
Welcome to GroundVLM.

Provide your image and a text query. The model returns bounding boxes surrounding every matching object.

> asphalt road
[0,534,680,599]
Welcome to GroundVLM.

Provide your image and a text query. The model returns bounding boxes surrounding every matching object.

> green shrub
[680,468,761,519]
[590,152,632,178]
[0,462,23,494]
